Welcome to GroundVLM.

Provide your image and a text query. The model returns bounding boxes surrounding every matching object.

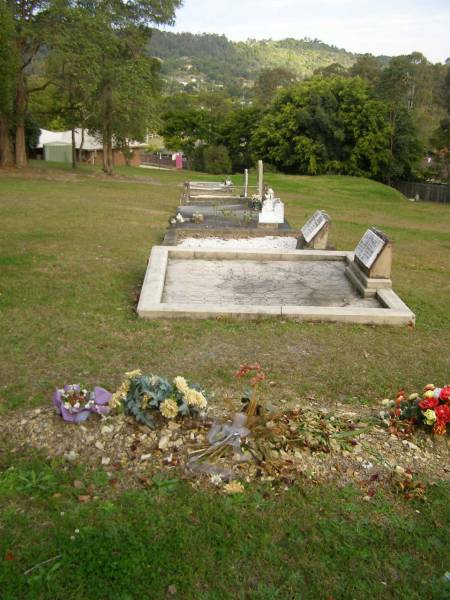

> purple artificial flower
[53,385,112,423]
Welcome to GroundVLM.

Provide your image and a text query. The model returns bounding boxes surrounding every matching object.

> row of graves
[138,161,415,326]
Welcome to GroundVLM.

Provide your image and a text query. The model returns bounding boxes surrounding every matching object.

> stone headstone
[346,228,392,295]
[354,228,387,269]
[301,211,329,243]
[297,210,330,249]
[258,196,285,226]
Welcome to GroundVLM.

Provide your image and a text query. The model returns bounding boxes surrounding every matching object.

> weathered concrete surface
[162,258,380,307]
[137,247,416,326]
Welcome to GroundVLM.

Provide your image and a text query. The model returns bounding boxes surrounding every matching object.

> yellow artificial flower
[173,376,189,395]
[422,409,437,426]
[160,398,179,419]
[408,393,419,401]
[185,388,207,409]
[125,369,142,379]
[110,392,123,409]
[110,380,130,409]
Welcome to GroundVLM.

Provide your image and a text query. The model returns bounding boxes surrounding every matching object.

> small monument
[297,210,330,249]
[257,160,264,200]
[345,227,392,297]
[258,187,285,227]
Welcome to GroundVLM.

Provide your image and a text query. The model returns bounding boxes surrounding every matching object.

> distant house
[36,129,146,166]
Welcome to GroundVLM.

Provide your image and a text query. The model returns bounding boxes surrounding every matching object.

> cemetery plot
[137,247,415,325]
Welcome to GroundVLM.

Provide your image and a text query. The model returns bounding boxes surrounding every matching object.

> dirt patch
[2,403,448,496]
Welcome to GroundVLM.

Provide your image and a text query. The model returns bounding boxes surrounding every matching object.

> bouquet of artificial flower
[111,370,208,428]
[53,384,112,423]
[380,384,450,435]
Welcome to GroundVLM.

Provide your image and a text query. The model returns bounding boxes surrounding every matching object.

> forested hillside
[149,31,371,93]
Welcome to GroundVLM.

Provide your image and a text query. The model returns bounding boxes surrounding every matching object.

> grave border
[137,247,415,326]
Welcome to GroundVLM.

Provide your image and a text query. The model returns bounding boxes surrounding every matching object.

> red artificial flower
[234,362,264,379]
[435,404,450,424]
[250,372,266,386]
[433,420,447,435]
[418,396,439,410]
[396,390,405,403]
[439,386,450,403]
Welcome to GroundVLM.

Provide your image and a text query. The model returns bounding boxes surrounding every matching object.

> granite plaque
[301,211,328,243]
[355,229,386,268]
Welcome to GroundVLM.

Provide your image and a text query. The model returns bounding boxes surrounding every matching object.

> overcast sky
[167,0,450,63]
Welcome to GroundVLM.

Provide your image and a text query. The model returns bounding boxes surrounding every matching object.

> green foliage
[0,467,57,496]
[202,144,232,174]
[349,54,382,85]
[149,31,359,95]
[123,374,173,427]
[0,2,18,118]
[160,96,220,158]
[121,373,208,427]
[254,67,297,105]
[0,449,449,599]
[219,106,262,172]
[251,76,421,182]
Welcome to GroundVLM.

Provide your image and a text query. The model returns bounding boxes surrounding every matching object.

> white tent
[37,129,145,150]
[37,129,103,150]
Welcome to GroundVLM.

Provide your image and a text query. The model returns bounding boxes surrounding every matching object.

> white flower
[210,474,223,486]
[74,402,80,409]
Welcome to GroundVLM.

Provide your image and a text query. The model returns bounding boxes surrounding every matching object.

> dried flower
[160,398,179,419]
[223,481,245,494]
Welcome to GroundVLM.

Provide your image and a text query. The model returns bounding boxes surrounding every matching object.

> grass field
[0,162,449,599]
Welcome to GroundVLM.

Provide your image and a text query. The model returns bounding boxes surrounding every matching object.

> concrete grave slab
[137,247,415,326]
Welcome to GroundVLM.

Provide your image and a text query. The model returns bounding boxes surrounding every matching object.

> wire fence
[393,181,450,204]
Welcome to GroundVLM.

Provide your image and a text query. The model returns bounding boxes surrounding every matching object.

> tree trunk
[78,128,85,162]
[0,116,14,167]
[15,72,28,168]
[102,81,114,175]
[71,128,76,168]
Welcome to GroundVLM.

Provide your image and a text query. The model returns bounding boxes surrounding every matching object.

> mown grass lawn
[0,163,449,599]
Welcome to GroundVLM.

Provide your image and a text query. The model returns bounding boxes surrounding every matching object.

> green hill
[149,31,369,94]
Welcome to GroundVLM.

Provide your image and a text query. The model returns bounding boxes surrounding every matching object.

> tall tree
[349,54,381,86]
[76,0,181,174]
[254,67,297,105]
[0,1,17,166]
[6,0,58,167]
[251,76,421,182]
[219,106,262,172]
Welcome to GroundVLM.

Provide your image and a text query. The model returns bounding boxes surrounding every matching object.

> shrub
[203,144,232,174]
